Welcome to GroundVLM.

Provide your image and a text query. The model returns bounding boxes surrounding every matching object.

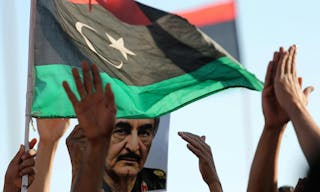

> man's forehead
[115,118,155,126]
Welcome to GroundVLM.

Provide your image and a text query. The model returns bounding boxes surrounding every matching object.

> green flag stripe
[32,56,263,118]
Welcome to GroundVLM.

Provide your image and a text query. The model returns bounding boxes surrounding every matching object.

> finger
[273,50,281,63]
[178,132,204,150]
[72,67,87,98]
[199,135,212,155]
[271,51,280,83]
[275,47,285,79]
[186,143,202,158]
[179,131,201,138]
[92,64,103,93]
[63,81,78,107]
[279,51,289,77]
[279,46,285,55]
[11,145,24,164]
[82,62,94,95]
[19,157,35,171]
[292,45,297,77]
[178,132,201,143]
[19,167,35,177]
[264,61,273,87]
[286,46,294,74]
[21,149,36,160]
[187,143,209,162]
[29,138,37,149]
[105,84,116,113]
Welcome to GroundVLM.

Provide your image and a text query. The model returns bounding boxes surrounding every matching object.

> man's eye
[113,128,129,135]
[139,130,152,137]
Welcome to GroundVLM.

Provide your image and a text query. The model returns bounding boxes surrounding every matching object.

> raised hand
[63,62,116,140]
[63,62,117,192]
[262,47,290,129]
[274,45,313,114]
[178,132,222,192]
[273,45,318,166]
[36,118,70,143]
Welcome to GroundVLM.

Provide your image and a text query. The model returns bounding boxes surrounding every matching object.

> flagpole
[21,0,36,191]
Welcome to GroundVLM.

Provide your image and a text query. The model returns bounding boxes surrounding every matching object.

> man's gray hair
[153,117,160,136]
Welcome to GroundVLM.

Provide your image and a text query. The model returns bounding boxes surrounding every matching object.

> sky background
[1,0,320,191]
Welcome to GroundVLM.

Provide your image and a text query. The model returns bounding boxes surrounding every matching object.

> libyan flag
[31,0,263,118]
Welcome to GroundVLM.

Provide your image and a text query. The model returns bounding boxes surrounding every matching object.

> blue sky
[1,0,320,191]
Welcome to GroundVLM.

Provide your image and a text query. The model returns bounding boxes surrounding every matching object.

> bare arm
[74,138,108,192]
[66,125,87,187]
[179,132,222,192]
[288,102,320,165]
[28,118,70,192]
[63,62,116,192]
[248,49,289,192]
[274,45,317,165]
[248,126,285,192]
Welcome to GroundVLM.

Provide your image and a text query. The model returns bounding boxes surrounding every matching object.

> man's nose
[125,133,140,152]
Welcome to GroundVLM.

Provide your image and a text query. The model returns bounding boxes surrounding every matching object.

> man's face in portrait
[105,118,157,177]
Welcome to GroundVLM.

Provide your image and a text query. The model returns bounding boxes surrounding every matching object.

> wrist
[38,139,59,149]
[84,137,108,166]
[87,137,108,150]
[263,123,287,132]
[260,126,285,147]
[86,129,112,145]
[38,137,61,146]
[207,180,223,192]
[286,100,308,119]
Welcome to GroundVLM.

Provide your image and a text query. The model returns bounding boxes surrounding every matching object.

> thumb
[303,86,314,105]
[303,86,314,98]
[11,145,24,164]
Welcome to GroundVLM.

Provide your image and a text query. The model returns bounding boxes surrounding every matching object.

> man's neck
[103,172,137,192]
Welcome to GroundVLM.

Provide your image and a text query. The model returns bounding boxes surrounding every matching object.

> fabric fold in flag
[31,0,263,118]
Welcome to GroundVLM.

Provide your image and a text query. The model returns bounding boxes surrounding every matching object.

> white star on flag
[106,33,136,60]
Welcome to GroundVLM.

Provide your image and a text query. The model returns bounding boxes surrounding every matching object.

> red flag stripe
[68,0,235,26]
[68,0,151,25]
[176,1,236,27]
[69,0,97,3]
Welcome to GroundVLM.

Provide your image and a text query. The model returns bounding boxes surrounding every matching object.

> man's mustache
[117,152,141,163]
